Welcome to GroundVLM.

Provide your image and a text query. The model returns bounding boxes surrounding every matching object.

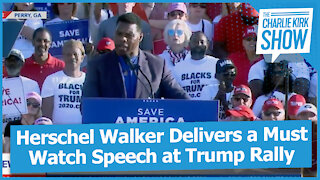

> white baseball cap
[297,103,317,116]
[7,49,25,62]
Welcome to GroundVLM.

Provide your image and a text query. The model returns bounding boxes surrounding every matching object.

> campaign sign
[10,120,311,173]
[2,153,10,176]
[256,8,313,62]
[82,98,219,124]
[2,78,27,116]
[34,3,54,20]
[44,19,89,58]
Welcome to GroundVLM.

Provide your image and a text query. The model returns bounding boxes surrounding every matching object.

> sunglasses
[168,29,184,37]
[168,11,185,18]
[190,3,207,8]
[263,111,282,117]
[244,36,257,41]
[233,97,250,102]
[222,71,236,77]
[27,102,40,108]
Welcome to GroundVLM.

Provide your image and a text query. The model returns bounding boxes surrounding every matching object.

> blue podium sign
[44,19,89,58]
[82,98,219,124]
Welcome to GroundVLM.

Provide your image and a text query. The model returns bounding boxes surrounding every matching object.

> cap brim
[299,110,317,116]
[263,104,284,112]
[233,92,250,97]
[243,33,257,38]
[226,110,243,117]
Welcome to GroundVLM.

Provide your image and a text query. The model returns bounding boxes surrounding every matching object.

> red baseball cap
[233,85,252,98]
[262,98,284,112]
[97,37,115,51]
[243,25,257,38]
[240,3,259,18]
[288,94,306,116]
[226,105,256,121]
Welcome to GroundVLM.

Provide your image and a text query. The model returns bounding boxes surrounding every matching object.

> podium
[82,98,219,124]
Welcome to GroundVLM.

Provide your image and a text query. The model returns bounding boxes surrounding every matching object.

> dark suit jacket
[83,50,189,99]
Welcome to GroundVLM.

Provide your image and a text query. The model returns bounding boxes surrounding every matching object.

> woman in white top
[41,40,86,124]
[11,3,43,58]
[45,3,79,24]
[187,3,213,44]
[159,19,192,79]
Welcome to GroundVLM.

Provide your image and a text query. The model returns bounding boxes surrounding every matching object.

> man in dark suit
[83,13,189,99]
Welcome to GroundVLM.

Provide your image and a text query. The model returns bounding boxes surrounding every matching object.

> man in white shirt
[174,32,218,99]
[200,59,236,100]
[2,49,40,128]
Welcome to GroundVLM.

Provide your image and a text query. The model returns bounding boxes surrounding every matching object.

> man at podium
[83,13,189,99]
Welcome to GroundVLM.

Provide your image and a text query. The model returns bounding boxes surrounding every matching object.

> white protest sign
[2,78,27,116]
[2,153,10,176]
[256,8,313,62]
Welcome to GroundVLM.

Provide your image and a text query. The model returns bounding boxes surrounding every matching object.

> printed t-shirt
[41,71,85,124]
[174,54,219,99]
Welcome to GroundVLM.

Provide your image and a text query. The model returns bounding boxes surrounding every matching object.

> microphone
[123,55,154,99]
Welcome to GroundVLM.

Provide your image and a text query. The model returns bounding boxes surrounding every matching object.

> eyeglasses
[168,29,184,37]
[27,102,40,108]
[222,71,236,77]
[168,11,185,18]
[244,36,257,41]
[57,3,73,5]
[263,111,282,117]
[190,3,207,8]
[233,97,250,102]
